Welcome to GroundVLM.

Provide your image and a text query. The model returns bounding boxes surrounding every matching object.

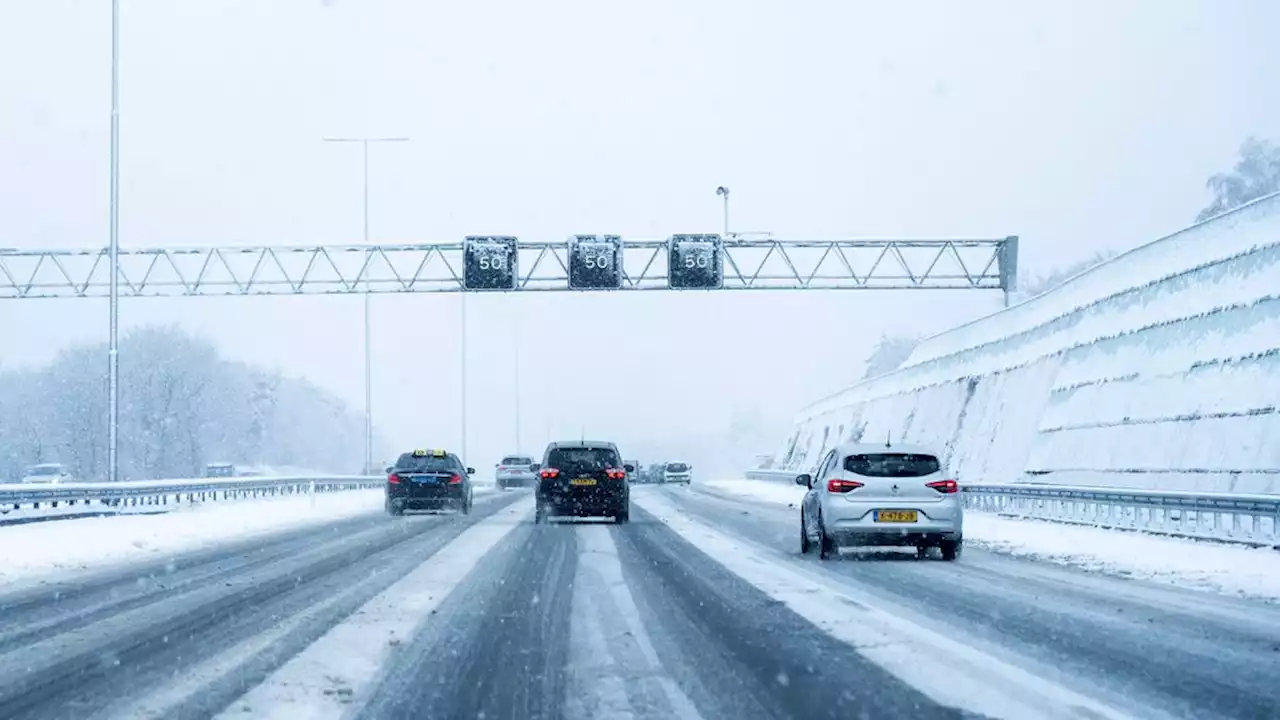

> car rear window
[843,453,940,478]
[396,454,456,472]
[666,463,689,472]
[501,456,533,466]
[548,447,620,474]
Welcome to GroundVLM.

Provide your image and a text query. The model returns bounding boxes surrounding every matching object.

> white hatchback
[797,443,962,560]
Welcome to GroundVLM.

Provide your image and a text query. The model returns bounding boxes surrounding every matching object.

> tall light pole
[716,186,730,238]
[513,307,521,453]
[107,0,121,483]
[460,293,468,461]
[323,136,408,474]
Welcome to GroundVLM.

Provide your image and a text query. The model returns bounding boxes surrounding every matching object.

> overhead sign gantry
[0,234,1019,299]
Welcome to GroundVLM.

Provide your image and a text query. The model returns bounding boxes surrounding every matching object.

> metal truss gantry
[0,237,1019,299]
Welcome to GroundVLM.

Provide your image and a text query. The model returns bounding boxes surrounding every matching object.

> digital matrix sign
[462,236,519,290]
[567,234,623,290]
[667,234,723,289]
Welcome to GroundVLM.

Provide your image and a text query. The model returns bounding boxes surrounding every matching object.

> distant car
[21,463,73,484]
[624,460,642,483]
[798,443,962,561]
[385,449,475,516]
[205,463,236,478]
[663,462,692,484]
[495,454,536,489]
[534,441,634,524]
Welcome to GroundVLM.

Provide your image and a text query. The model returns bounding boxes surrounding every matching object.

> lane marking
[566,525,703,720]
[634,491,1140,720]
[213,498,532,720]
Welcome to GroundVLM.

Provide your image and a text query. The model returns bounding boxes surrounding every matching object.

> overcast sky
[1,0,1277,472]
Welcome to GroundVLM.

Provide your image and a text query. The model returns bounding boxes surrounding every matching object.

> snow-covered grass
[701,477,806,506]
[696,478,1280,602]
[965,513,1280,602]
[0,488,388,588]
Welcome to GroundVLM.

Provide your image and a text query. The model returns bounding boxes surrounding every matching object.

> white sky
[1,0,1277,471]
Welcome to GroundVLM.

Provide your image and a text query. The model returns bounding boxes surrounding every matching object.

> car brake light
[388,473,401,484]
[540,468,560,479]
[605,468,625,480]
[927,479,958,494]
[827,478,864,493]
[449,473,463,484]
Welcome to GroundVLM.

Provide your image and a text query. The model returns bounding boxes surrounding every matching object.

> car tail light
[540,468,560,479]
[449,473,463,484]
[497,465,507,471]
[927,479,959,494]
[605,468,626,480]
[388,473,401,484]
[827,478,864,493]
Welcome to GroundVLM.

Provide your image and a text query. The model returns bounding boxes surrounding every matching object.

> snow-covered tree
[1197,136,1280,222]
[0,326,364,481]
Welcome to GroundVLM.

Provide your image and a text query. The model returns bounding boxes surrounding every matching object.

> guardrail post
[309,479,316,509]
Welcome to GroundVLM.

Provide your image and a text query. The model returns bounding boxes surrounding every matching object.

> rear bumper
[539,485,628,516]
[387,484,467,507]
[664,474,691,483]
[496,473,535,487]
[824,501,962,544]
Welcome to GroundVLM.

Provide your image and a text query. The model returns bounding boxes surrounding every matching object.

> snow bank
[0,489,386,588]
[774,193,1280,493]
[965,514,1280,602]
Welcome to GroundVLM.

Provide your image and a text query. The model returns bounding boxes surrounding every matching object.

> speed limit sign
[463,236,519,290]
[567,235,623,290]
[668,234,723,289]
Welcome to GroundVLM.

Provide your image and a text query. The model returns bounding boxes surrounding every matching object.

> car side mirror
[530,463,540,471]
[624,464,635,473]
[795,473,812,487]
[384,466,394,475]
[466,467,475,475]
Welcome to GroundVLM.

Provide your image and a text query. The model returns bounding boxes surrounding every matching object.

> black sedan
[534,441,634,524]
[385,449,475,515]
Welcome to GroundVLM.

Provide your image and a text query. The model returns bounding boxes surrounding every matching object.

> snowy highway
[0,485,1277,720]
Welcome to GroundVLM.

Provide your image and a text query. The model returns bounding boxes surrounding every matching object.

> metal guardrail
[0,475,383,514]
[744,469,1280,547]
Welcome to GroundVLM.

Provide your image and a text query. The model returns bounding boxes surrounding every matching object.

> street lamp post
[323,136,408,475]
[107,0,121,483]
[715,186,730,238]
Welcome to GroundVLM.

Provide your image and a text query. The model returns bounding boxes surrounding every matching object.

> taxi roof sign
[411,449,448,457]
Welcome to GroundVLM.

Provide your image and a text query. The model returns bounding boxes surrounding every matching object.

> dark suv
[534,441,634,524]
[385,449,475,516]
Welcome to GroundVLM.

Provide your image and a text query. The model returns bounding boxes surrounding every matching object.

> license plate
[874,509,918,523]
[570,477,597,486]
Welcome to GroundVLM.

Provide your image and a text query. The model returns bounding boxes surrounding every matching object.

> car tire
[460,495,472,515]
[386,499,403,517]
[818,512,836,560]
[940,539,962,561]
[534,503,546,524]
[615,505,630,524]
[799,509,811,554]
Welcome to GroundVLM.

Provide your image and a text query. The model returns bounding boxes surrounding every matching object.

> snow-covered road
[0,484,1276,720]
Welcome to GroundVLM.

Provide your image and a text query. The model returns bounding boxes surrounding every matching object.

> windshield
[547,447,620,474]
[844,453,940,478]
[395,454,457,472]
[24,465,62,475]
[1,4,1271,718]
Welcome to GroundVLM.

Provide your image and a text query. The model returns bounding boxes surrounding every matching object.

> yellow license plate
[875,509,918,523]
[570,477,597,486]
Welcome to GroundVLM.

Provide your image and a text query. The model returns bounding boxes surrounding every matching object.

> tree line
[0,326,365,482]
